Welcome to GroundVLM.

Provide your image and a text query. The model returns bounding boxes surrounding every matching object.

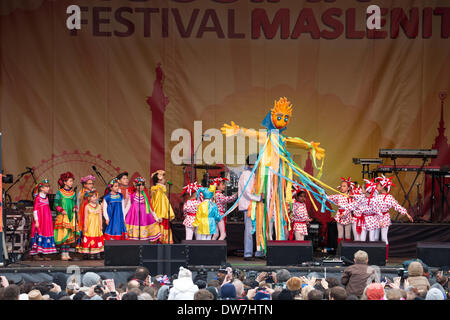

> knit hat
[286,277,302,291]
[82,272,101,287]
[254,288,271,300]
[407,261,424,277]
[366,283,384,300]
[220,283,236,300]
[178,267,192,279]
[28,289,43,300]
[426,288,445,300]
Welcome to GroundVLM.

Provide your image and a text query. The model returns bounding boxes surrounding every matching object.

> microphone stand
[92,167,108,186]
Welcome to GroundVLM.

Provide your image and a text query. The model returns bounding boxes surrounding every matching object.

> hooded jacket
[407,262,430,294]
[168,278,199,300]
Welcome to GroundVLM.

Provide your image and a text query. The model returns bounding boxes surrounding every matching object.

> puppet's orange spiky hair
[271,97,293,116]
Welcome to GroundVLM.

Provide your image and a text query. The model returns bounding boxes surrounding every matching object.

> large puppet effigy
[221,97,341,253]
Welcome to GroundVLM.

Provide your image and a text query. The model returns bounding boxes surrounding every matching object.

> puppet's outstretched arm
[284,136,325,161]
[221,121,267,142]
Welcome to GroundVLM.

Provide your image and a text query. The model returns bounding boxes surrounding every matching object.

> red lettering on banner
[93,7,112,37]
[228,9,245,39]
[135,7,159,37]
[172,9,200,38]
[197,9,225,38]
[434,7,450,38]
[391,8,419,39]
[321,8,343,39]
[423,7,433,38]
[291,8,320,39]
[346,8,364,39]
[114,7,135,37]
[252,8,290,39]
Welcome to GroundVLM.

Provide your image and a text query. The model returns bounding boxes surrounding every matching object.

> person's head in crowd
[232,279,245,298]
[127,280,140,292]
[406,286,419,300]
[308,289,324,300]
[122,292,138,300]
[91,295,103,301]
[208,279,220,289]
[194,289,214,300]
[399,289,407,300]
[275,269,291,283]
[220,283,237,300]
[19,293,29,300]
[254,288,271,300]
[366,283,385,300]
[157,285,170,300]
[35,282,53,296]
[152,274,164,290]
[82,272,101,287]
[386,288,402,300]
[20,282,35,294]
[286,277,302,297]
[329,286,348,300]
[234,269,246,282]
[143,286,157,299]
[81,295,91,300]
[205,286,218,300]
[278,289,294,300]
[302,285,314,300]
[134,266,151,286]
[346,294,359,300]
[52,273,67,292]
[195,279,207,290]
[59,296,72,300]
[314,282,326,293]
[129,288,142,297]
[72,291,86,300]
[407,261,431,295]
[354,250,369,265]
[3,285,20,300]
[325,277,340,288]
[426,288,445,300]
[140,293,153,300]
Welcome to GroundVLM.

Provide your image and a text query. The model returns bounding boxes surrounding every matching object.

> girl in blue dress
[102,178,130,240]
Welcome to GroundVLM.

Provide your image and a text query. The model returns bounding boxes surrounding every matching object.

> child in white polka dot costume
[375,175,413,260]
[182,182,201,240]
[290,189,312,240]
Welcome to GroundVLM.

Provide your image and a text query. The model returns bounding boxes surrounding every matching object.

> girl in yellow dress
[78,190,104,259]
[150,170,175,244]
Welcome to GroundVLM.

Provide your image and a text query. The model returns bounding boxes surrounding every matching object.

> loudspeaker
[104,240,145,266]
[417,242,450,267]
[266,241,313,266]
[142,244,187,275]
[338,241,386,266]
[182,240,227,266]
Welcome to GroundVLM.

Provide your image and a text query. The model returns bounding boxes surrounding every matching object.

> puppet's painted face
[271,112,291,129]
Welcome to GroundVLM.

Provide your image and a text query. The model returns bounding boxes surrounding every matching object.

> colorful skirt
[183,215,196,228]
[54,214,77,246]
[30,234,57,255]
[78,236,104,254]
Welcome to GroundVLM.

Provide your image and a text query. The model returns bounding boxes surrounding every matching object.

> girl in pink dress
[290,190,311,240]
[212,177,237,240]
[182,182,201,240]
[30,179,57,260]
[327,178,355,246]
[125,177,161,242]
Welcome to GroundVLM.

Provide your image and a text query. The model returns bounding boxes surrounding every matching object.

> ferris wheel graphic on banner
[14,150,121,201]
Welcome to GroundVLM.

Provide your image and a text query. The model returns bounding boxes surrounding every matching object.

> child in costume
[326,177,354,246]
[53,172,78,261]
[117,171,133,205]
[150,170,175,244]
[79,190,104,259]
[346,179,383,242]
[182,182,201,240]
[192,185,222,240]
[375,175,413,260]
[350,182,364,241]
[102,178,130,240]
[76,175,96,254]
[221,97,341,254]
[290,190,312,241]
[30,179,57,260]
[125,177,162,242]
[212,177,237,240]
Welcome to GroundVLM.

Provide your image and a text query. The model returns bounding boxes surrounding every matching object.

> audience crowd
[0,251,448,301]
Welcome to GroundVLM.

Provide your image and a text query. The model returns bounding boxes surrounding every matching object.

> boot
[61,252,69,261]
